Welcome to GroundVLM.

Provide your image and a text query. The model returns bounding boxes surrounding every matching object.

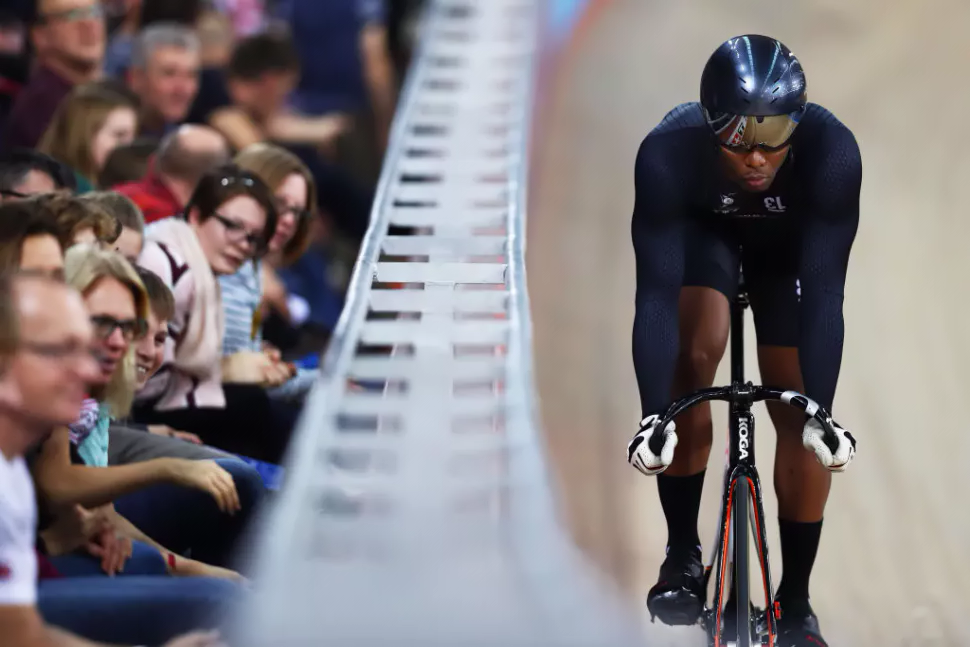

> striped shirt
[219,260,317,401]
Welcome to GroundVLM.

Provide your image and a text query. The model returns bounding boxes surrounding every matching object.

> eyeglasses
[213,213,267,255]
[39,2,104,23]
[21,340,100,363]
[90,315,148,342]
[276,203,312,222]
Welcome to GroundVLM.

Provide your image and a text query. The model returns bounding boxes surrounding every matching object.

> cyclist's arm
[796,126,862,413]
[631,135,688,416]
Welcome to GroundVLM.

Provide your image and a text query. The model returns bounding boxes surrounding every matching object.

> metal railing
[230,2,645,644]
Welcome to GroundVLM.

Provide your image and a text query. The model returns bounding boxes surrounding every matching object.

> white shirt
[0,452,37,605]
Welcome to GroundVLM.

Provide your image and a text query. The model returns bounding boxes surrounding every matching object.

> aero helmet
[700,35,807,151]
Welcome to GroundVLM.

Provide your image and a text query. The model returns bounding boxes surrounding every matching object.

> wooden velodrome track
[528,0,970,644]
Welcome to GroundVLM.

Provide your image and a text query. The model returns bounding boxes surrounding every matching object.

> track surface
[529,1,970,644]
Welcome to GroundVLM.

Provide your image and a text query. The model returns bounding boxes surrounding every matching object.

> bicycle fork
[703,411,780,647]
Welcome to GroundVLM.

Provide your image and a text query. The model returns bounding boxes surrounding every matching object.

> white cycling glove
[627,414,677,476]
[802,417,856,472]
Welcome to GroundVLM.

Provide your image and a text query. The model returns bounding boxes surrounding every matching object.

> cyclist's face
[718,145,790,193]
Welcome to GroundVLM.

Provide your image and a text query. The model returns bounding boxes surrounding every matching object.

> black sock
[775,518,823,604]
[657,470,705,552]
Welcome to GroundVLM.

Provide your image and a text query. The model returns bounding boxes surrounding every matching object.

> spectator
[0,271,227,647]
[0,201,65,277]
[115,124,230,223]
[200,30,346,152]
[3,0,107,150]
[29,193,121,248]
[109,264,237,457]
[228,143,323,399]
[127,23,201,137]
[278,0,397,182]
[0,148,75,200]
[135,164,296,463]
[104,0,203,78]
[37,81,139,192]
[97,137,157,187]
[77,191,144,261]
[32,245,254,575]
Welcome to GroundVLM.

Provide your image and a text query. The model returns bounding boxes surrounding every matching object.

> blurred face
[233,72,298,120]
[82,276,141,385]
[4,281,99,431]
[191,194,268,275]
[133,308,166,389]
[33,0,106,69]
[91,107,138,172]
[718,146,791,193]
[114,226,143,264]
[19,234,65,280]
[132,45,201,125]
[270,173,308,253]
[2,170,57,201]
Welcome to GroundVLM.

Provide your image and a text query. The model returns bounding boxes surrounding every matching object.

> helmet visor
[708,111,802,151]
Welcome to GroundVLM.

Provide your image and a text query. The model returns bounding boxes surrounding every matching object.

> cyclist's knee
[677,340,726,386]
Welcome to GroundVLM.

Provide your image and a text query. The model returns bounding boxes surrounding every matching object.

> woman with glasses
[224,143,320,404]
[134,163,297,464]
[29,245,248,580]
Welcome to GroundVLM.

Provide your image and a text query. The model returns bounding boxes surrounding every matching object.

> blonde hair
[64,245,149,418]
[233,143,315,265]
[37,82,138,184]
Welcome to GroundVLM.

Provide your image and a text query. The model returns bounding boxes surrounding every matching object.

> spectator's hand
[149,424,203,444]
[261,348,296,386]
[83,508,133,576]
[223,350,283,386]
[163,630,227,647]
[165,459,241,515]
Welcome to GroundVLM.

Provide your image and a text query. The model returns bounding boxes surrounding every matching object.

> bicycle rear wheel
[733,478,751,646]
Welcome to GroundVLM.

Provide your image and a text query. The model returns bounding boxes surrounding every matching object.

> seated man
[126,23,201,138]
[113,124,230,223]
[0,271,228,647]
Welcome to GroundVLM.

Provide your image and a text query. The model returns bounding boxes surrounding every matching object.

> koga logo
[738,418,750,459]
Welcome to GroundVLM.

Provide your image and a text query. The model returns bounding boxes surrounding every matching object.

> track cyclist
[625,34,859,647]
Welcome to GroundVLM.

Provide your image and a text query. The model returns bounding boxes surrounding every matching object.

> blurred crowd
[0,0,426,645]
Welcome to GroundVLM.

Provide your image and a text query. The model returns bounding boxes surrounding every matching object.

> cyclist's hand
[627,414,677,476]
[802,417,856,472]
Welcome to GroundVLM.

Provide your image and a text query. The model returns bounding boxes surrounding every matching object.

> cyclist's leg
[663,218,738,515]
[746,264,830,636]
[646,220,738,625]
[666,286,730,476]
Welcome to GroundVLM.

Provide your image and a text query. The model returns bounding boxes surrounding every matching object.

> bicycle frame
[646,284,842,647]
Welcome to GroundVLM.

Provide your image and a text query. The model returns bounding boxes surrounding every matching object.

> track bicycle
[643,275,847,646]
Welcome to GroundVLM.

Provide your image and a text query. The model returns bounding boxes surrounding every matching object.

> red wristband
[167,552,177,570]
